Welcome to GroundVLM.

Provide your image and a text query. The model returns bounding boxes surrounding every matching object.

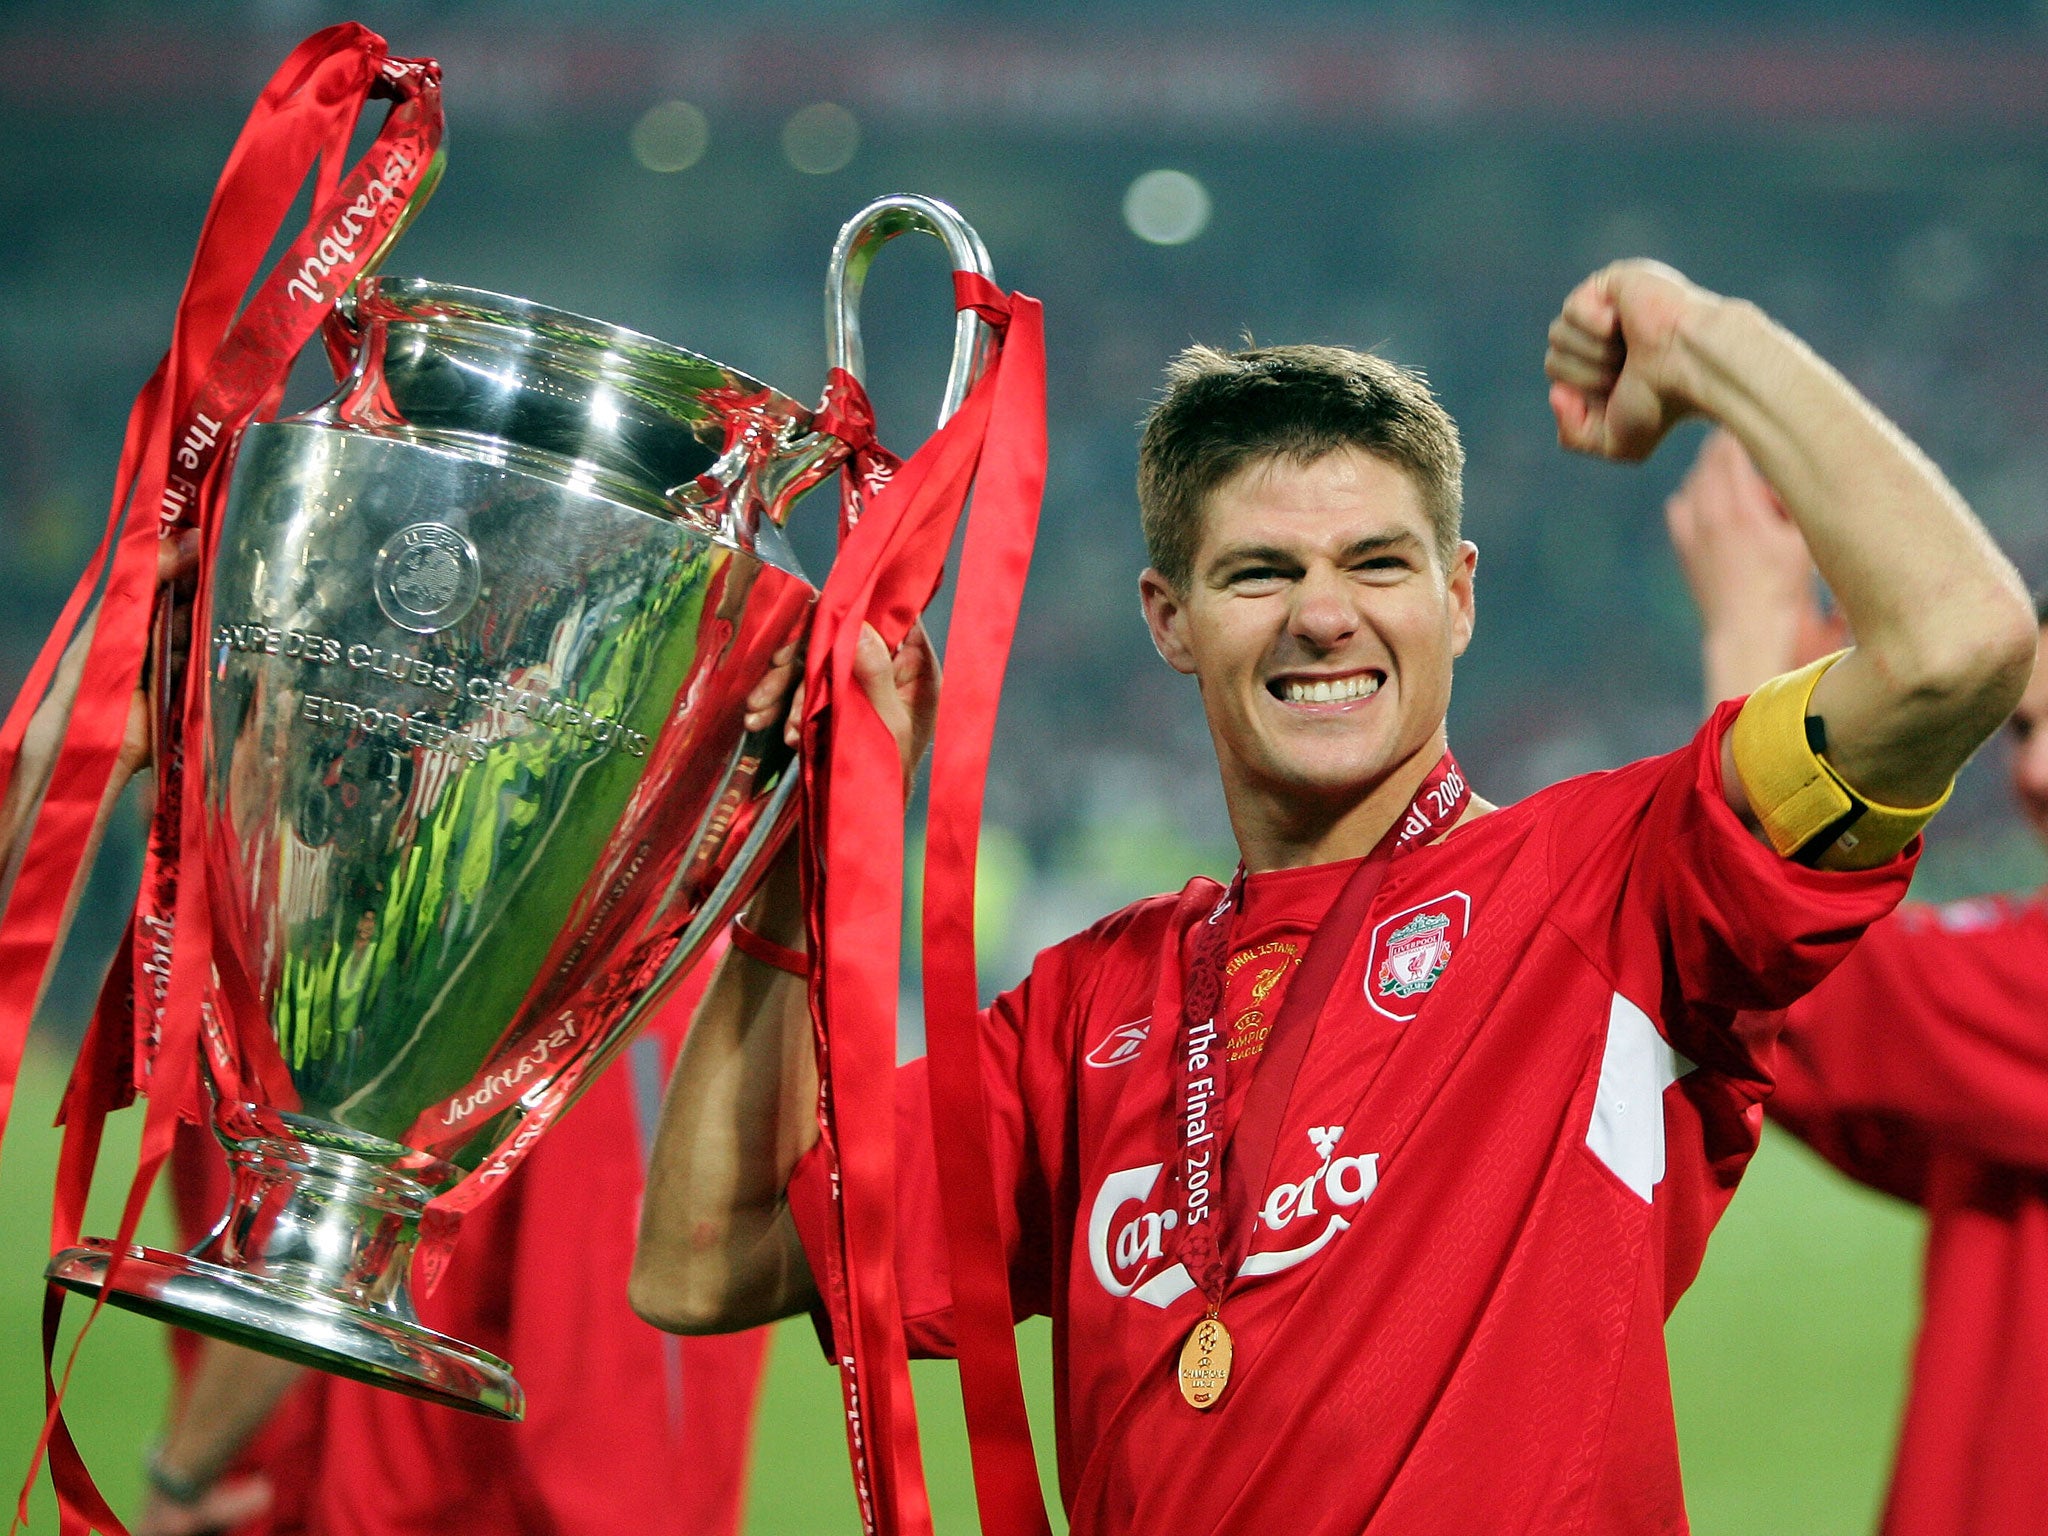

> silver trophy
[47,195,994,1419]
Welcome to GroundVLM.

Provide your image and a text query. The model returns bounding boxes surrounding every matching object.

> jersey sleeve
[1553,698,1918,1075]
[785,961,1059,1359]
[1767,900,2048,1181]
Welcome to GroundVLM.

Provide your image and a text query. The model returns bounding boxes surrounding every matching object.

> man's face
[2005,626,2048,846]
[1139,447,1476,816]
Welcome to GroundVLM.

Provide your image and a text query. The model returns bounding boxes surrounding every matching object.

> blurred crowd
[6,0,2048,1031]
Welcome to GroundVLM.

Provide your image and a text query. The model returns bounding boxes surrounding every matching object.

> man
[631,259,2036,1532]
[1666,427,2048,1536]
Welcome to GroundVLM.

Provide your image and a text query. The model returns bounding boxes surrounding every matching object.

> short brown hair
[1137,342,1464,592]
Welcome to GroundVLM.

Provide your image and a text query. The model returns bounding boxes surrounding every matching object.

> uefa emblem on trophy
[42,192,998,1421]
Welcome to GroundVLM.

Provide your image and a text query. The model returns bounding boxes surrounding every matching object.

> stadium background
[1,0,2042,1528]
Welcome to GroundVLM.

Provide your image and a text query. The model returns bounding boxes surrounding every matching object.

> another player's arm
[0,531,198,915]
[1546,261,2035,818]
[134,1342,297,1536]
[1665,428,1845,708]
[631,624,936,1335]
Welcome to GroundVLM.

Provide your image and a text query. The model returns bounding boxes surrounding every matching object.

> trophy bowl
[46,195,994,1419]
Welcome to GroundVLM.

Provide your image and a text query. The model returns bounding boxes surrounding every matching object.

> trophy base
[47,1239,523,1420]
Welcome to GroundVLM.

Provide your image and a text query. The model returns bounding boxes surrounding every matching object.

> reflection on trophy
[45,194,994,1421]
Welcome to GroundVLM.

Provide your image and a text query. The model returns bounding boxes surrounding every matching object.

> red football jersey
[168,942,768,1536]
[790,706,1913,1534]
[1769,892,2048,1536]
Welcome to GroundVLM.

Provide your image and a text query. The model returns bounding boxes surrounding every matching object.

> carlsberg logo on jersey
[1088,1127,1379,1306]
[1366,891,1470,1022]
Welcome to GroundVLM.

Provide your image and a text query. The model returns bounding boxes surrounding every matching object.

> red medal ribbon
[1170,753,1471,1316]
[0,28,441,1535]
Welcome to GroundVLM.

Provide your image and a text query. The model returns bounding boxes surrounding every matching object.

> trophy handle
[324,147,449,362]
[825,194,997,429]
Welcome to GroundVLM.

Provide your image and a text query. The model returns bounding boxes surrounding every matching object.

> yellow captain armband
[1729,650,1953,871]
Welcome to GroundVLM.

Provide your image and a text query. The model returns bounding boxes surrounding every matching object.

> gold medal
[1177,1311,1234,1410]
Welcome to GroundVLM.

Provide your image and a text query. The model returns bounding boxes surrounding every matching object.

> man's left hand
[1545,259,1714,463]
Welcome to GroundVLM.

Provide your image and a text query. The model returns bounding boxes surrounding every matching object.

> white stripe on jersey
[1587,993,1693,1202]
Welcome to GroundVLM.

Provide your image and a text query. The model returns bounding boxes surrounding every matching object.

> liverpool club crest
[1366,893,1471,1021]
[1377,911,1452,998]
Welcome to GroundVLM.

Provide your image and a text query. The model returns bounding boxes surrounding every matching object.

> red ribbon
[919,275,1054,1535]
[802,270,1052,1536]
[816,365,906,538]
[0,28,441,1534]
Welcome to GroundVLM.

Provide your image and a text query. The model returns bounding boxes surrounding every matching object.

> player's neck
[1229,727,1482,874]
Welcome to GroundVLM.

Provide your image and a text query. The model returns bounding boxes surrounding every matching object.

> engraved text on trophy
[213,620,652,758]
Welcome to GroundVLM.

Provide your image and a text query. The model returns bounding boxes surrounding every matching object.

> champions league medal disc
[1178,1313,1234,1410]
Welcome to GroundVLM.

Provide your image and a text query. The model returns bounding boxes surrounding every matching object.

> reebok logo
[1085,1019,1151,1069]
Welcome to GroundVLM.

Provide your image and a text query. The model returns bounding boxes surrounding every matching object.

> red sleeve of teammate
[787,961,1058,1358]
[1553,698,1918,1076]
[1767,895,2048,1191]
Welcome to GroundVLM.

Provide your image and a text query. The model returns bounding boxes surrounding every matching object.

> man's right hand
[743,619,941,791]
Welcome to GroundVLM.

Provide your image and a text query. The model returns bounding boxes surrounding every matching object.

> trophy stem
[47,1135,522,1420]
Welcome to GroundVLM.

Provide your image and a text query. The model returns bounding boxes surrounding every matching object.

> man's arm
[630,623,937,1335]
[1545,261,2035,814]
[629,844,820,1334]
[1665,432,2048,1174]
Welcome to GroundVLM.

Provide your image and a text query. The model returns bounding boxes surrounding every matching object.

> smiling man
[630,259,2036,1534]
